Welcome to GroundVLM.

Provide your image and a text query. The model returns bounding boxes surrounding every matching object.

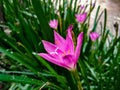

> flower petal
[42,40,57,54]
[75,32,83,62]
[39,53,70,69]
[66,25,73,40]
[65,35,74,55]
[64,25,74,54]
[54,30,65,50]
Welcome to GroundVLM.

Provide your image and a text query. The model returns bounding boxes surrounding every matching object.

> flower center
[55,40,59,45]
[50,47,71,57]
[62,50,70,56]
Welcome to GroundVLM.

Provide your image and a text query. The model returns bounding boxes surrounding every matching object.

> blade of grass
[0,74,44,85]
[33,52,57,75]
[31,0,53,41]
[0,47,40,75]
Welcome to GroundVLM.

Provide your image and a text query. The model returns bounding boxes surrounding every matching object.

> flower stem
[71,69,83,90]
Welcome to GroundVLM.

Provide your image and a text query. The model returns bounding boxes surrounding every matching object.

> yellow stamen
[55,40,59,45]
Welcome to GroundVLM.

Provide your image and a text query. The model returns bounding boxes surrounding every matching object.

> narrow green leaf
[92,5,101,32]
[103,9,107,36]
[33,52,57,76]
[31,0,53,41]
[84,60,99,82]
[0,47,39,74]
[0,74,44,85]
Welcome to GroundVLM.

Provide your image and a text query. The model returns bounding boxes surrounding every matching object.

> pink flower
[39,26,83,70]
[49,19,58,29]
[75,13,87,23]
[90,32,100,41]
[80,5,84,10]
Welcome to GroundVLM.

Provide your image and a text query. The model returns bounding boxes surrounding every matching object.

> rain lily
[80,5,84,10]
[90,32,100,41]
[75,12,87,23]
[49,19,58,29]
[39,26,83,70]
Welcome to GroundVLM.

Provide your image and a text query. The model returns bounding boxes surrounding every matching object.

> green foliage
[0,0,120,90]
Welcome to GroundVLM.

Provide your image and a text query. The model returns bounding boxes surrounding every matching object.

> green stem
[71,69,83,90]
